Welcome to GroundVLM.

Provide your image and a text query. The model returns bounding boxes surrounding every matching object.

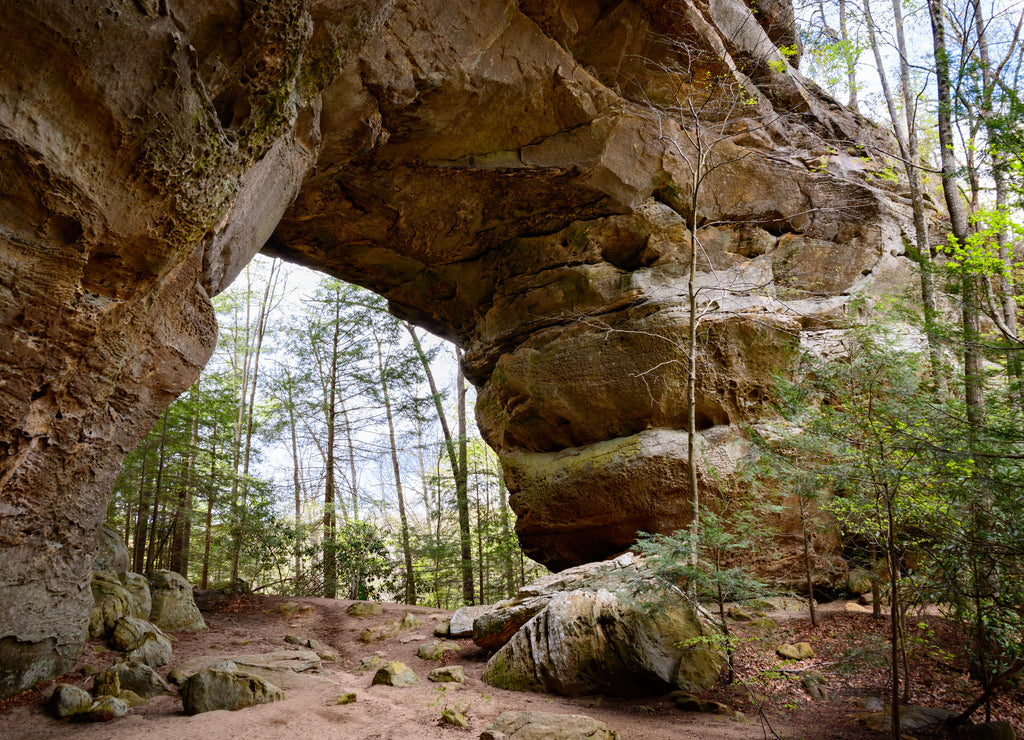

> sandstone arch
[0,0,917,696]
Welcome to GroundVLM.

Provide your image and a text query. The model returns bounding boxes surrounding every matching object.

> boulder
[125,631,173,668]
[148,570,205,631]
[181,665,285,715]
[483,589,720,696]
[92,527,130,574]
[347,602,384,618]
[94,661,173,699]
[449,606,489,638]
[417,640,461,661]
[428,665,465,684]
[80,695,129,722]
[89,571,147,639]
[482,711,620,740]
[371,661,419,687]
[118,573,152,618]
[48,683,93,718]
[110,616,163,652]
[776,642,814,660]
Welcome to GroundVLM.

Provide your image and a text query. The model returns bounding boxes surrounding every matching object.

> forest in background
[107,259,546,610]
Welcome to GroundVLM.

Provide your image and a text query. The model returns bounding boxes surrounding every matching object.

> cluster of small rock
[50,526,285,722]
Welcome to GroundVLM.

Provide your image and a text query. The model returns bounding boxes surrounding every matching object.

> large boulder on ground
[92,527,130,574]
[480,554,721,695]
[89,571,147,639]
[180,663,285,715]
[482,711,620,740]
[148,570,205,631]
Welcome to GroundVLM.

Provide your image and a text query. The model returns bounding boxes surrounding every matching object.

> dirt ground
[2,594,1020,739]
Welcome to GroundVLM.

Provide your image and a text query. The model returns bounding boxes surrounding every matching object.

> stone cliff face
[0,0,923,696]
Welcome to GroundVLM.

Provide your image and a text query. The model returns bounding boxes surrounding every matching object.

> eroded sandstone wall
[0,0,925,696]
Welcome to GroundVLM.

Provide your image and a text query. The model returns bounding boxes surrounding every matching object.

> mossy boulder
[148,570,205,631]
[371,661,419,687]
[482,710,620,739]
[180,665,285,715]
[417,640,461,661]
[346,602,384,618]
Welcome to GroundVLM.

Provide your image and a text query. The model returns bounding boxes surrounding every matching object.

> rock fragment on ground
[417,640,461,661]
[48,683,93,718]
[346,602,383,618]
[371,661,419,687]
[776,642,814,660]
[428,665,465,683]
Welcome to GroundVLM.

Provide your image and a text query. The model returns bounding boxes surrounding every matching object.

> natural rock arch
[0,0,917,696]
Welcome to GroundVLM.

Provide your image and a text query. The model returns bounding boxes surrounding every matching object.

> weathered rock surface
[89,570,148,639]
[93,661,173,699]
[47,683,93,718]
[483,710,620,740]
[148,570,205,631]
[480,554,721,696]
[93,526,131,574]
[0,0,927,696]
[371,661,419,687]
[111,616,172,667]
[181,664,285,715]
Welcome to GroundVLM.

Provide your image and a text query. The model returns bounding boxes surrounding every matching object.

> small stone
[82,695,129,722]
[399,613,421,631]
[279,602,300,614]
[428,666,465,684]
[48,683,93,718]
[417,640,461,661]
[335,692,357,705]
[433,619,451,637]
[117,689,148,707]
[360,621,400,643]
[231,638,250,646]
[166,668,188,686]
[371,661,419,687]
[307,638,324,652]
[357,653,385,671]
[440,708,468,728]
[347,601,383,618]
[801,671,828,701]
[284,634,304,646]
[92,670,120,697]
[776,642,814,660]
[317,650,339,661]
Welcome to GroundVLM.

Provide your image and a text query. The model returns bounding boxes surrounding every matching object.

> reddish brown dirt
[1,595,1019,739]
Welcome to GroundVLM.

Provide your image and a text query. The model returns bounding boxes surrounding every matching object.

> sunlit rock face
[0,0,919,695]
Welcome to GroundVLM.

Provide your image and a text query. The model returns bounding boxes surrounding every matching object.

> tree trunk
[201,433,216,590]
[170,387,199,577]
[378,339,416,605]
[456,350,475,605]
[929,0,985,429]
[145,410,170,573]
[323,302,340,599]
[131,437,152,573]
